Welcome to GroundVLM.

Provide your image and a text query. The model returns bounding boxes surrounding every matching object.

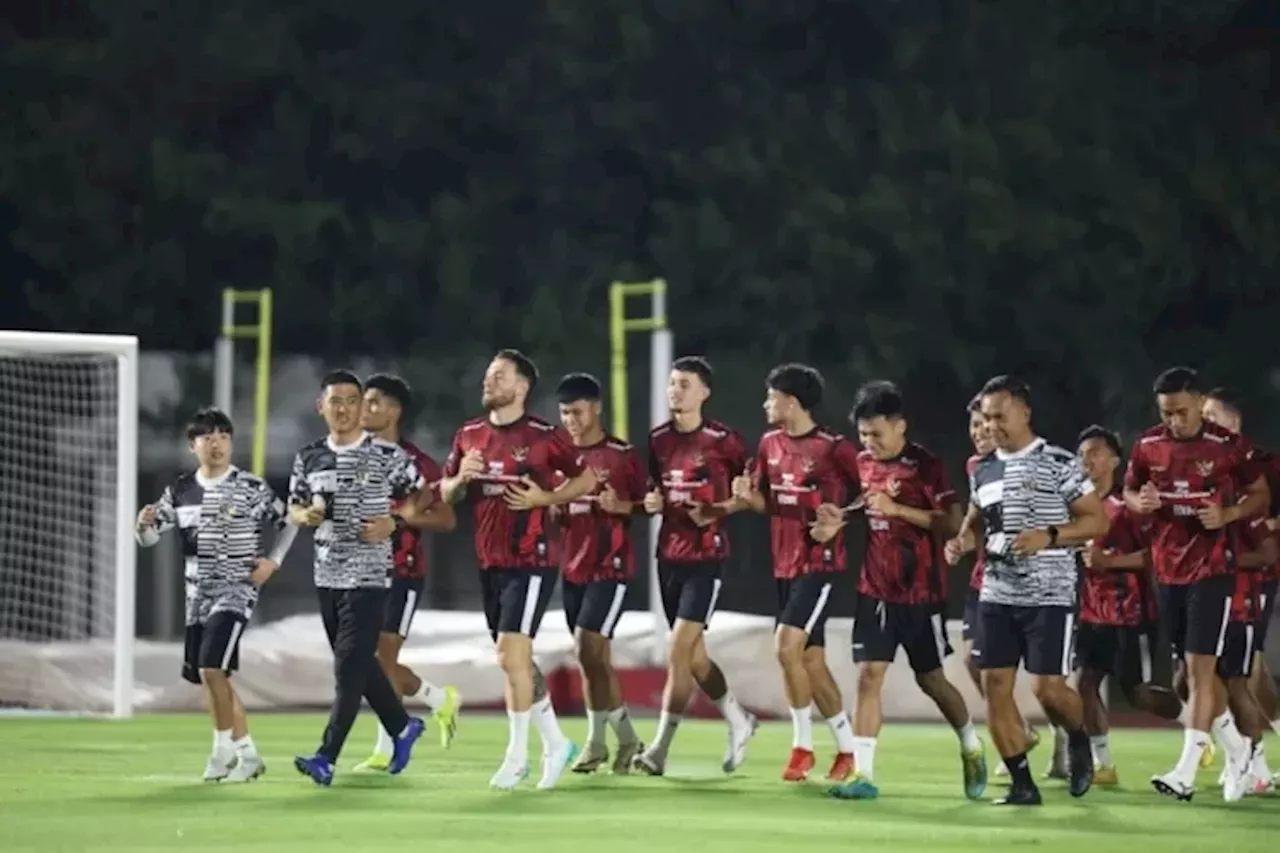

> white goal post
[0,331,137,718]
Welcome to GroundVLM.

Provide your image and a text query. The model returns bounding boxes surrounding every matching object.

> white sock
[956,721,981,753]
[653,710,682,757]
[1249,741,1270,778]
[213,729,233,753]
[852,736,877,781]
[233,734,257,757]
[607,707,639,744]
[714,693,751,729]
[374,723,395,758]
[1270,718,1280,737]
[414,681,445,714]
[531,696,567,750]
[506,710,531,763]
[790,706,813,750]
[1212,711,1247,763]
[826,712,856,753]
[1091,734,1112,767]
[587,709,608,748]
[1173,728,1210,784]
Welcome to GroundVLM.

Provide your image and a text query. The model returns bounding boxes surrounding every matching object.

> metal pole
[214,289,234,418]
[648,281,672,665]
[608,284,629,440]
[251,289,272,477]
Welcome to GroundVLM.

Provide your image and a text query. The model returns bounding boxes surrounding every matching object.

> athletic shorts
[1157,574,1233,659]
[382,575,425,638]
[480,568,558,641]
[852,595,952,675]
[1218,621,1257,679]
[775,574,837,648]
[658,560,722,627]
[1255,580,1278,654]
[182,610,248,685]
[563,579,629,639]
[974,602,1075,676]
[1076,622,1171,687]
[962,587,981,643]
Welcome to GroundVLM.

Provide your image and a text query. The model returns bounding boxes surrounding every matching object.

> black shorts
[974,602,1075,676]
[1218,621,1257,679]
[182,610,248,685]
[1255,580,1278,654]
[1157,574,1234,658]
[658,560,723,627]
[852,596,952,675]
[1076,622,1171,687]
[776,574,837,648]
[563,578,629,639]
[480,568,558,641]
[962,588,981,643]
[382,575,425,638]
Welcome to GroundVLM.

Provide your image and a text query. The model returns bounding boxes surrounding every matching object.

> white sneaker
[632,749,665,776]
[203,750,237,782]
[537,740,578,790]
[722,712,759,774]
[1217,765,1228,787]
[1151,770,1195,802]
[489,756,529,791]
[1222,759,1249,803]
[224,753,265,782]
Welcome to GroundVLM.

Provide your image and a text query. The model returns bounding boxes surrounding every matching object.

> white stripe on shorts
[519,573,544,635]
[930,612,948,663]
[601,583,628,636]
[398,588,419,638]
[1213,596,1232,657]
[220,619,245,672]
[705,578,723,625]
[803,583,833,635]
[1138,631,1152,684]
[1060,612,1076,676]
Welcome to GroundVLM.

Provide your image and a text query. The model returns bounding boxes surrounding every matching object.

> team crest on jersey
[799,457,815,474]
[689,452,704,467]
[1196,461,1214,477]
[885,477,901,497]
[511,446,529,462]
[592,466,610,484]
[218,502,238,519]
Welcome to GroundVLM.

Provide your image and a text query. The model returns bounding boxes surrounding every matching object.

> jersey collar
[995,436,1045,461]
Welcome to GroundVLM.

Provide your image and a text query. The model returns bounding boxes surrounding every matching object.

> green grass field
[1,714,1274,852]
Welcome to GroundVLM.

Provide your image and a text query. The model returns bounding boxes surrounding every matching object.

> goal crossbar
[0,330,138,718]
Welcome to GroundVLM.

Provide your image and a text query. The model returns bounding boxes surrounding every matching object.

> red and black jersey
[965,454,987,591]
[1079,494,1151,627]
[1254,446,1280,582]
[444,414,585,570]
[1124,422,1261,585]
[750,427,861,579]
[1230,515,1271,624]
[855,442,957,606]
[390,439,443,579]
[648,419,748,563]
[558,435,645,584]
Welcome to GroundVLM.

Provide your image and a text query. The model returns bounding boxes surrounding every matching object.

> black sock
[1003,752,1034,787]
[1067,727,1090,752]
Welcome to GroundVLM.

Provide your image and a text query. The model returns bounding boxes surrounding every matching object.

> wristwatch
[1046,525,1059,547]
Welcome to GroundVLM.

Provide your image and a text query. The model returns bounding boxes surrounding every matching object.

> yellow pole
[252,289,272,476]
[607,279,668,442]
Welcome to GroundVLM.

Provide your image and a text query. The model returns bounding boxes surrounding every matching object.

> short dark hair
[978,374,1031,406]
[672,355,713,390]
[851,380,904,423]
[1077,424,1122,460]
[766,363,824,411]
[1152,366,1200,395]
[186,407,234,441]
[966,394,982,414]
[365,373,412,409]
[555,372,602,404]
[495,348,539,392]
[321,369,362,392]
[1206,386,1241,418]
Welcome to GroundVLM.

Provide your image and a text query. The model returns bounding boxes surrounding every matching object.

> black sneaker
[1067,738,1094,798]
[993,783,1043,806]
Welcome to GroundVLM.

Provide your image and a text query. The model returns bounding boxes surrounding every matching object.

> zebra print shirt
[289,434,424,589]
[969,438,1093,607]
[137,466,294,624]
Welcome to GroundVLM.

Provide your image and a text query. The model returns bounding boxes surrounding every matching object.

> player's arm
[400,455,455,531]
[701,430,754,518]
[1057,458,1111,543]
[1086,507,1146,572]
[731,444,767,514]
[1087,548,1147,572]
[1222,474,1270,526]
[286,451,325,526]
[254,483,299,576]
[1122,442,1157,514]
[439,430,479,505]
[134,486,177,547]
[1238,520,1278,569]
[530,433,596,507]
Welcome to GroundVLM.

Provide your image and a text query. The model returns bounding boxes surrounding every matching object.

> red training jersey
[1079,494,1151,627]
[390,439,443,579]
[751,427,861,579]
[648,419,748,563]
[558,435,645,584]
[444,414,585,570]
[1229,515,1270,624]
[1254,446,1280,582]
[965,454,987,591]
[856,442,957,606]
[1124,422,1260,585]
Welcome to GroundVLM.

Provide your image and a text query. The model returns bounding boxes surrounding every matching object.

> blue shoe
[962,744,989,801]
[294,754,334,787]
[828,774,880,800]
[389,717,425,775]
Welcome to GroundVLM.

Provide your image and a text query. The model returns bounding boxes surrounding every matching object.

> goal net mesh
[0,351,121,710]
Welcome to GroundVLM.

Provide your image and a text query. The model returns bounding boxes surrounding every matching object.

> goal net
[0,332,137,717]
